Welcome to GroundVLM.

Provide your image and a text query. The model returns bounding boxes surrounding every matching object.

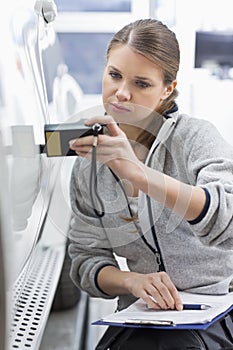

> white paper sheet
[98,292,233,326]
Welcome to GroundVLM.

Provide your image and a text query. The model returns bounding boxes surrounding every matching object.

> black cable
[88,125,165,268]
[110,170,158,256]
[89,124,105,218]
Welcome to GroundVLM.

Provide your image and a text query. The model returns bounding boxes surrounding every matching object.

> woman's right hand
[123,271,183,310]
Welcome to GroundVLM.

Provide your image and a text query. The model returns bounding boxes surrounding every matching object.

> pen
[183,304,211,310]
[147,296,211,310]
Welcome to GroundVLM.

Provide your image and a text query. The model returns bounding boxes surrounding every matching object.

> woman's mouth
[109,103,132,113]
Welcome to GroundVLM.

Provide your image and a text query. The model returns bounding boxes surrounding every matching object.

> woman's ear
[163,80,177,99]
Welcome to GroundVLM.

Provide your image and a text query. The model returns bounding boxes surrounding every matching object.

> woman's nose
[115,83,131,101]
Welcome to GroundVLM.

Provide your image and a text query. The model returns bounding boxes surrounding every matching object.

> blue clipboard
[92,304,233,330]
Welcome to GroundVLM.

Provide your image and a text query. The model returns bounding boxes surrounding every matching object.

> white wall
[175,0,233,146]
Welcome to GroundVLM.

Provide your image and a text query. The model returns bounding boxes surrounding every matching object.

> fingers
[69,125,126,160]
[68,115,127,158]
[69,135,93,157]
[157,272,183,310]
[138,272,183,311]
[85,115,123,137]
[142,292,161,310]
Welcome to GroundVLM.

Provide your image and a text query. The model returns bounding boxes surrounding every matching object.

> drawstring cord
[90,123,105,218]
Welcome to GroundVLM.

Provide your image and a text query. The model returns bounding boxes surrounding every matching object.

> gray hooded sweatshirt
[68,107,233,311]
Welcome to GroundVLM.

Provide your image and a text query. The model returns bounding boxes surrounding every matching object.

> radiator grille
[9,244,65,349]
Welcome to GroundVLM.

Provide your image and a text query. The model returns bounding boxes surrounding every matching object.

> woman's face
[102,44,176,126]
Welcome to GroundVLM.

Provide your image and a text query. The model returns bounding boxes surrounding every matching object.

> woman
[68,19,233,349]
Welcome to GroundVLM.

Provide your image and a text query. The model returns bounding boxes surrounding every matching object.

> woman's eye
[136,80,150,89]
[109,71,121,79]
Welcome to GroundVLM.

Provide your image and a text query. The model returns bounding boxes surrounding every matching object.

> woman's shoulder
[176,112,216,132]
[174,112,225,142]
[173,112,233,155]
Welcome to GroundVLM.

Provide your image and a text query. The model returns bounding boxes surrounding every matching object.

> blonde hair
[106,18,180,116]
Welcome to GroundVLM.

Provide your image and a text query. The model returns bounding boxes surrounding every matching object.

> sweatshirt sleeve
[184,119,233,247]
[68,158,119,298]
